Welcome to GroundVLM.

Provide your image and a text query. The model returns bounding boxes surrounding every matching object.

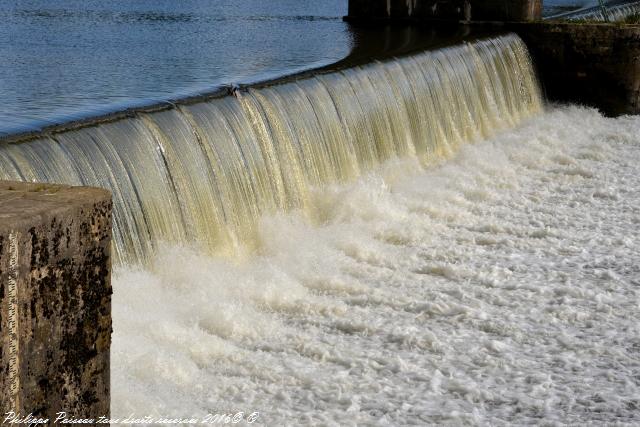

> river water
[0,0,350,136]
[0,0,600,137]
[111,106,640,425]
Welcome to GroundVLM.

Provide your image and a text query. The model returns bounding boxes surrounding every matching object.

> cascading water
[0,34,542,264]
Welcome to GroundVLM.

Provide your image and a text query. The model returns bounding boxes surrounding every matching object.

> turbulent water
[0,34,541,265]
[112,106,640,425]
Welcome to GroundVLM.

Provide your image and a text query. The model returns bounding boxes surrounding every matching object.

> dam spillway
[1,23,640,424]
[0,34,542,264]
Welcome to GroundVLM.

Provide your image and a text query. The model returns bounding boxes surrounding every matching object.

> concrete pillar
[347,0,542,22]
[0,181,112,421]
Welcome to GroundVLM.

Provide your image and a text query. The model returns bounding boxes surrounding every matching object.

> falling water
[0,34,542,264]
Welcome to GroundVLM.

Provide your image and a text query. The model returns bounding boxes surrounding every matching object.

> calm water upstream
[0,0,350,136]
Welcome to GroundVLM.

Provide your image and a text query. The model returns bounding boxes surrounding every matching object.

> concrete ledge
[0,181,112,420]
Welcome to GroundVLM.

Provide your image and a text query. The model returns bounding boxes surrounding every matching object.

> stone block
[507,22,640,115]
[0,181,112,421]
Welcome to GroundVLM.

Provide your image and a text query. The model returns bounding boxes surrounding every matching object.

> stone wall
[0,181,112,421]
[506,22,640,116]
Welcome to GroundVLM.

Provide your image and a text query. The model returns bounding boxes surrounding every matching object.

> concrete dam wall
[0,34,543,416]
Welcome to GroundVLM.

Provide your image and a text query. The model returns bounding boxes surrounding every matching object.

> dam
[1,0,639,424]
[0,35,541,265]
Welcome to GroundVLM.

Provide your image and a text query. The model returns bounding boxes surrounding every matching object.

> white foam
[112,106,640,425]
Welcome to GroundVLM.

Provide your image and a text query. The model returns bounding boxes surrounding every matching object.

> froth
[112,106,640,425]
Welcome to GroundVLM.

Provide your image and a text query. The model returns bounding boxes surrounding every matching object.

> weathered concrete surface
[347,0,542,22]
[504,22,640,116]
[0,181,112,421]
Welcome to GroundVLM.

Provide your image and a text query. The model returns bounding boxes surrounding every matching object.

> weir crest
[0,34,542,265]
